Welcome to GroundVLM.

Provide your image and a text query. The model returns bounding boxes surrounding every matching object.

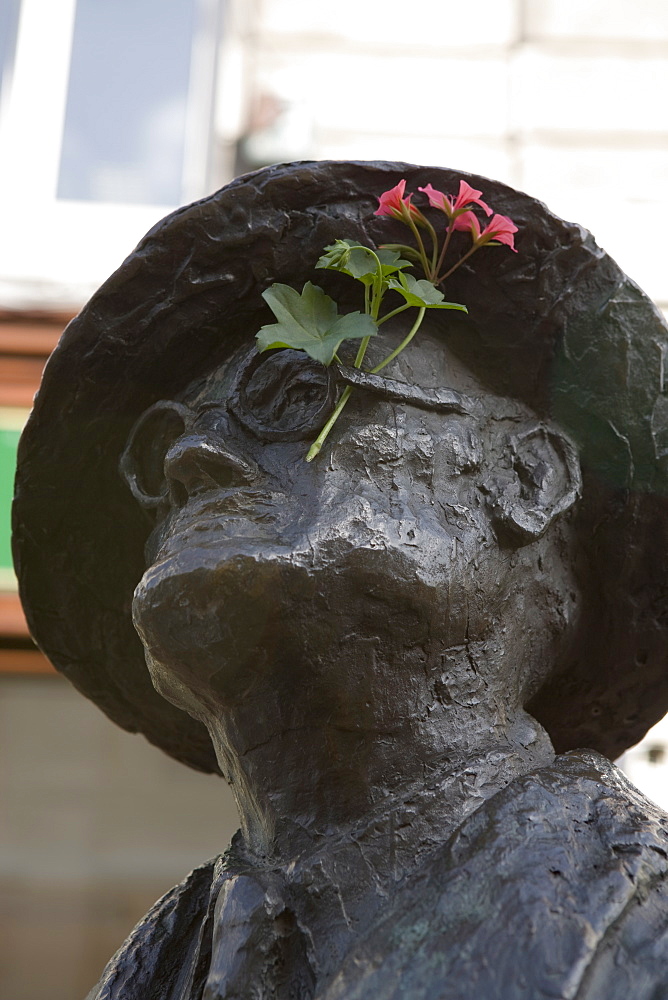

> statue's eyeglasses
[121,350,477,511]
[203,348,475,443]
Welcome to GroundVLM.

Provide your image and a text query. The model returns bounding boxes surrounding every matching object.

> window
[0,0,21,116]
[58,0,201,206]
[0,0,223,307]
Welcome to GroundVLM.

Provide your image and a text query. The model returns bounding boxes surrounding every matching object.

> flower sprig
[375,178,517,285]
[254,178,518,460]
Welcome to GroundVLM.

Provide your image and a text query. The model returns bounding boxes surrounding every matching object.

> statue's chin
[132,545,300,707]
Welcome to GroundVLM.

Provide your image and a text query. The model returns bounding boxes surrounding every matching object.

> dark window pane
[57,0,197,205]
[0,0,21,105]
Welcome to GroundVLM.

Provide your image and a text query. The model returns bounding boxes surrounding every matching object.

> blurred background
[1,1,668,996]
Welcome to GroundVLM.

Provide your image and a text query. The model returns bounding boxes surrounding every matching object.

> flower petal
[480,213,518,251]
[452,210,481,240]
[453,180,493,217]
[374,180,408,218]
[418,183,452,215]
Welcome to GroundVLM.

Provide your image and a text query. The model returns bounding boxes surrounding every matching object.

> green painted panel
[0,424,21,588]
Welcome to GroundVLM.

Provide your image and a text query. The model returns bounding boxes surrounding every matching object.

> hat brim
[12,160,668,770]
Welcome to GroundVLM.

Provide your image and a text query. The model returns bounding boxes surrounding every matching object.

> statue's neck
[214,708,555,870]
[211,723,556,988]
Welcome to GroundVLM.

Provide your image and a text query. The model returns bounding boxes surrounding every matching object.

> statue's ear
[119,400,192,512]
[487,424,582,545]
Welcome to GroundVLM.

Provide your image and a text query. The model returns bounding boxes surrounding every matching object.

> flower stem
[406,216,431,278]
[422,217,440,278]
[306,238,432,461]
[306,306,426,462]
[354,336,371,368]
[305,385,353,462]
[377,302,411,326]
[355,249,388,370]
[438,242,479,284]
[434,220,455,280]
[371,307,426,374]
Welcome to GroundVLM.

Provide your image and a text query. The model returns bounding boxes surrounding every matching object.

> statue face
[126,322,581,742]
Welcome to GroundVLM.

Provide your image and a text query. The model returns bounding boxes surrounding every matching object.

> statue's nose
[164,432,257,504]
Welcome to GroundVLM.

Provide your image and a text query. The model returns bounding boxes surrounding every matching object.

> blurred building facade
[1,1,668,996]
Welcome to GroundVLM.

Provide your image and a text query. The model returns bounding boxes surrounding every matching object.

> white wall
[245,0,668,313]
[2,0,667,313]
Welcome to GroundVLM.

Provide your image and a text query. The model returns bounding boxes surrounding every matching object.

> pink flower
[374,180,426,225]
[452,210,482,238]
[480,213,518,251]
[454,211,518,252]
[419,180,493,218]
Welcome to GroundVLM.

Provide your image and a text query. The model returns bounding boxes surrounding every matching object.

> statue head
[119,323,581,791]
[13,161,668,786]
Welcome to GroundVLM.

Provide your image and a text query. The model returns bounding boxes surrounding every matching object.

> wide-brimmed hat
[12,160,668,772]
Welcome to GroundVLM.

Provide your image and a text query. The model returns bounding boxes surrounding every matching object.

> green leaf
[257,281,377,366]
[316,240,411,287]
[342,247,380,282]
[315,239,357,271]
[376,247,413,272]
[379,243,423,266]
[387,272,468,311]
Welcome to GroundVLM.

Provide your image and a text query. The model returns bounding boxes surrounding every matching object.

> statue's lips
[146,535,301,585]
[132,543,318,700]
[154,489,309,561]
[169,488,282,525]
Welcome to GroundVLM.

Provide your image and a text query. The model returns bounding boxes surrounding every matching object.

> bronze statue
[13,161,668,999]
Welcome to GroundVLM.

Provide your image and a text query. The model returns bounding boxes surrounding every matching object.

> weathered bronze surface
[13,162,668,998]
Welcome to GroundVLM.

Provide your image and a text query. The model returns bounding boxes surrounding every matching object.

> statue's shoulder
[85,856,225,1000]
[322,752,668,1000]
[541,752,668,999]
